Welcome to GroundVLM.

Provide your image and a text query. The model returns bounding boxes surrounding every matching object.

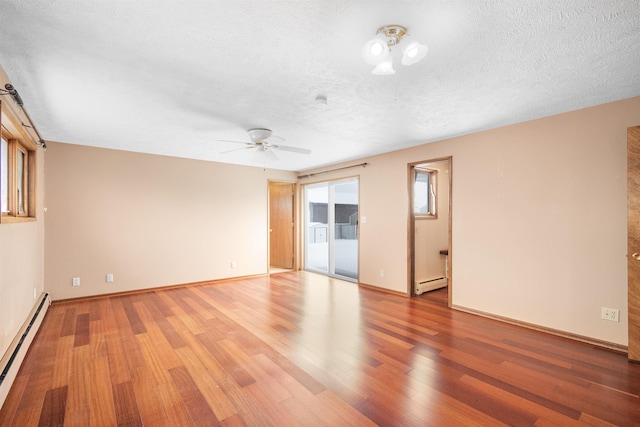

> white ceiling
[1,1,639,172]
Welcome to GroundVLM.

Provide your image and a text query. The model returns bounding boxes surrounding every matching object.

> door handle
[633,253,639,260]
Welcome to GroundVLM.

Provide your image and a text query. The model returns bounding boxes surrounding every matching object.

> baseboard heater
[0,292,51,409]
[415,277,447,295]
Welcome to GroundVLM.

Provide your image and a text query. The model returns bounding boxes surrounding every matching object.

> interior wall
[44,142,295,300]
[0,108,46,358]
[299,96,640,346]
[414,161,449,284]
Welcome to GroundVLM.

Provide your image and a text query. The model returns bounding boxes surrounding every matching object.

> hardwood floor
[1,271,639,426]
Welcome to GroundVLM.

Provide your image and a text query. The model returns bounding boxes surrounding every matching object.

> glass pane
[333,179,358,279]
[305,183,329,273]
[414,171,430,214]
[1,138,7,213]
[17,148,25,214]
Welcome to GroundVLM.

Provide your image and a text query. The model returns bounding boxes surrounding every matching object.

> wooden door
[270,182,294,269]
[628,127,640,362]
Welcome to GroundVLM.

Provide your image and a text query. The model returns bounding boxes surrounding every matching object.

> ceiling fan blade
[217,139,251,145]
[219,146,255,154]
[272,144,312,155]
[263,135,285,144]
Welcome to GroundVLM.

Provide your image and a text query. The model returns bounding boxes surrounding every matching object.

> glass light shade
[400,36,428,66]
[362,33,390,65]
[372,58,395,75]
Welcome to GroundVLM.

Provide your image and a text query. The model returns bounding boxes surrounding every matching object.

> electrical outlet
[231,261,237,268]
[380,269,385,277]
[601,307,619,322]
[72,277,80,287]
[106,273,114,283]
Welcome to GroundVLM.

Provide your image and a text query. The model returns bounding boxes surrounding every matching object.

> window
[413,168,437,218]
[1,102,37,222]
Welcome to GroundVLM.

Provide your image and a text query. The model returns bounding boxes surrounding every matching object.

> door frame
[407,156,452,306]
[627,126,640,362]
[268,180,297,273]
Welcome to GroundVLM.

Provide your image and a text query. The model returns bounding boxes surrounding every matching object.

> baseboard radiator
[0,292,51,409]
[415,277,447,295]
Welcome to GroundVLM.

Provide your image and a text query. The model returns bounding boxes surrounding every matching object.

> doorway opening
[408,157,452,306]
[303,177,359,282]
[269,181,295,274]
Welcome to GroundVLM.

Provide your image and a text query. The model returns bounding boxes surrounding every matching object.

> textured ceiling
[1,1,639,171]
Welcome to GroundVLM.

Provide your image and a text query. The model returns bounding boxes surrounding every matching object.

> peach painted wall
[299,96,640,346]
[0,96,46,357]
[44,143,295,300]
[0,149,45,360]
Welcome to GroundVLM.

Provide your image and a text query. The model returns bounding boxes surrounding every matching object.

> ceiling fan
[217,128,311,160]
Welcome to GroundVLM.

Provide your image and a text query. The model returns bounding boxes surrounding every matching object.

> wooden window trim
[1,100,37,223]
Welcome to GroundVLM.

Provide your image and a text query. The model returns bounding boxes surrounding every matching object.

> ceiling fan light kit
[362,25,428,74]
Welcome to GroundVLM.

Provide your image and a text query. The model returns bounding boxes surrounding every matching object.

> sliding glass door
[304,178,359,281]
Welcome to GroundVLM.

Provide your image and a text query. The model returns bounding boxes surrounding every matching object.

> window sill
[1,216,36,224]
[415,215,438,220]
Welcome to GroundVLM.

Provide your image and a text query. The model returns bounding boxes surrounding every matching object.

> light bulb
[370,41,385,56]
[362,33,390,65]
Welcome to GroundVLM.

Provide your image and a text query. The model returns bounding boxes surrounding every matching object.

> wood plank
[37,386,67,427]
[168,365,220,426]
[121,299,147,335]
[73,313,90,347]
[196,333,256,388]
[88,354,117,427]
[105,332,133,386]
[64,344,91,426]
[154,381,197,427]
[59,307,77,337]
[50,335,74,389]
[113,381,142,427]
[174,345,239,421]
[131,367,170,427]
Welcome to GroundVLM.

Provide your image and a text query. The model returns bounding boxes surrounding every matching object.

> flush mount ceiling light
[362,25,428,75]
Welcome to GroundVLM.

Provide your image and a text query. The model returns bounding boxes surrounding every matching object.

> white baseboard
[0,292,51,409]
[415,277,447,295]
